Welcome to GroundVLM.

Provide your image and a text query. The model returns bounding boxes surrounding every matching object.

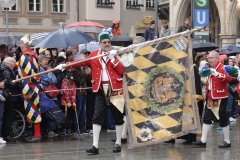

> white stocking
[121,116,128,139]
[222,125,230,143]
[93,124,101,148]
[200,123,212,143]
[115,125,123,145]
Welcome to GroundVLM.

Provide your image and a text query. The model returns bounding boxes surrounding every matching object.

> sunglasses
[101,41,111,44]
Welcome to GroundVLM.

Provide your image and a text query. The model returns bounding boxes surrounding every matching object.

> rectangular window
[52,0,65,13]
[3,2,17,11]
[126,0,143,9]
[29,0,42,12]
[146,0,154,10]
[97,0,115,8]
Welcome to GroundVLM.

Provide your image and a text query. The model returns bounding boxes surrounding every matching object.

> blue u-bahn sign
[193,9,209,27]
[193,0,209,42]
[193,0,209,27]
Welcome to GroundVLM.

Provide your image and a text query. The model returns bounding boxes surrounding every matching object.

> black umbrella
[219,45,240,56]
[111,35,133,47]
[192,42,218,52]
[228,48,240,55]
[34,28,94,48]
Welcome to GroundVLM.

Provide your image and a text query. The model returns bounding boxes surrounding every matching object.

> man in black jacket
[1,57,20,141]
[177,17,192,33]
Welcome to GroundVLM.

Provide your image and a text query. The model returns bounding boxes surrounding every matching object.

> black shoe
[183,140,194,145]
[164,139,175,144]
[6,136,16,141]
[113,144,121,153]
[86,146,99,154]
[218,141,231,148]
[121,138,127,144]
[111,138,116,142]
[25,137,41,143]
[193,141,206,148]
[47,131,59,138]
[66,129,73,136]
[111,138,127,144]
[83,130,93,134]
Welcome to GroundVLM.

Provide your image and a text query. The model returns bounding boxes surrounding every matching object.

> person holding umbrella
[18,34,42,142]
[56,29,125,154]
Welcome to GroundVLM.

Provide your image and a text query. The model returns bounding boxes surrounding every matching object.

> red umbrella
[66,21,105,33]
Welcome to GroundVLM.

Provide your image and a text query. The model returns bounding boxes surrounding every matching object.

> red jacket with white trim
[72,50,124,92]
[206,62,232,99]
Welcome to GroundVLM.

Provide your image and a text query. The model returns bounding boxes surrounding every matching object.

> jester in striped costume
[18,34,42,142]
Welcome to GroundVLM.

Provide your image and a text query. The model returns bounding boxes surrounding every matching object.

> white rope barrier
[11,87,93,97]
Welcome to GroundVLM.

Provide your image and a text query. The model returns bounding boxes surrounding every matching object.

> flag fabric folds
[120,35,200,148]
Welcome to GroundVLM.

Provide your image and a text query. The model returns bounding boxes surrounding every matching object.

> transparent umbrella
[31,32,50,46]
[0,33,20,49]
[79,42,100,52]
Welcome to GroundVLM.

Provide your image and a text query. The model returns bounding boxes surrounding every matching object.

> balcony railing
[146,5,154,10]
[97,1,115,8]
[126,2,144,9]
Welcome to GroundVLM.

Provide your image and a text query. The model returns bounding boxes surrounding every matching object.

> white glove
[108,50,117,60]
[210,68,219,77]
[120,52,135,67]
[55,64,67,71]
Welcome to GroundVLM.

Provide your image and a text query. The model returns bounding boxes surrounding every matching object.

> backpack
[45,107,66,132]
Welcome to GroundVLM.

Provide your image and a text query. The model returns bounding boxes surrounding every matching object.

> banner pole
[12,26,205,83]
[118,26,205,54]
[12,53,110,83]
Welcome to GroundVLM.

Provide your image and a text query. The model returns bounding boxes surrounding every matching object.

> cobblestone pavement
[0,122,240,160]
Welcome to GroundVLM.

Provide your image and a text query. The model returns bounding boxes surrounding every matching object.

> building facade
[0,0,239,47]
[80,0,239,47]
[78,0,169,36]
[0,0,77,35]
[0,0,166,36]
[170,0,239,47]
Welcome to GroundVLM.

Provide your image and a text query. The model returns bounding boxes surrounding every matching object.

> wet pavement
[0,122,240,160]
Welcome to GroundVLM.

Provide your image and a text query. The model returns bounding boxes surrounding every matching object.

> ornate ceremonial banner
[122,35,201,148]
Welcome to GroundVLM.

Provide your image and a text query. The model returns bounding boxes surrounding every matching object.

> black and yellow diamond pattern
[125,37,200,147]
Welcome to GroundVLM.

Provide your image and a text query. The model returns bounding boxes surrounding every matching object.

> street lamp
[0,0,16,46]
[154,0,159,37]
[237,0,240,18]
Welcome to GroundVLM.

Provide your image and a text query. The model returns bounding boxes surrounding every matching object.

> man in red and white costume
[195,50,232,148]
[56,30,124,154]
